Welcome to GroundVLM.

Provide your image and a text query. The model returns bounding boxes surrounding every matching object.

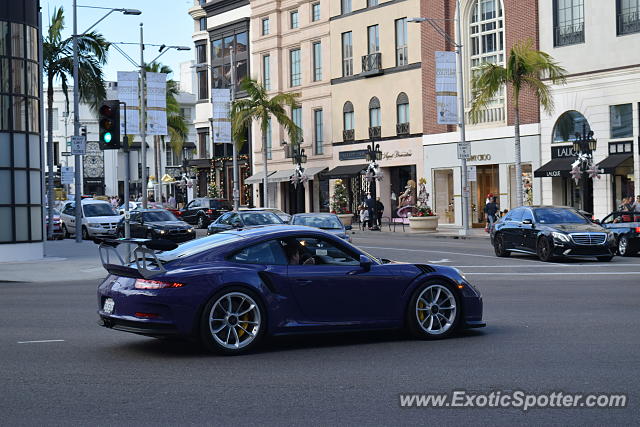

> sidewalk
[0,240,106,283]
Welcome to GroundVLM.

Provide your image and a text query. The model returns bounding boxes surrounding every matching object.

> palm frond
[469,63,507,123]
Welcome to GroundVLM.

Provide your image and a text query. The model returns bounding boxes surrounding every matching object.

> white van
[59,199,122,239]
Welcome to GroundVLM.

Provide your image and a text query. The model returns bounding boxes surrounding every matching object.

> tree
[330,179,350,214]
[230,78,300,207]
[470,39,566,206]
[43,7,109,238]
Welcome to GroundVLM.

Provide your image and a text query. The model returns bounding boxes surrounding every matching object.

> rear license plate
[103,298,115,314]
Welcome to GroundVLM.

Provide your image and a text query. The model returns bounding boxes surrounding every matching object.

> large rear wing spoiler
[95,238,178,279]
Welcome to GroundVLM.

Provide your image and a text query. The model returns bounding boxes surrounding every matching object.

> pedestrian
[365,194,379,231]
[359,203,369,231]
[168,194,176,209]
[634,195,640,212]
[484,196,499,232]
[375,197,384,227]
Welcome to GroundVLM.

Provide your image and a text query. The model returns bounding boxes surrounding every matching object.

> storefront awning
[596,153,633,174]
[534,157,577,178]
[183,141,196,149]
[187,159,211,168]
[245,171,274,184]
[325,164,368,179]
[301,166,327,178]
[268,169,296,183]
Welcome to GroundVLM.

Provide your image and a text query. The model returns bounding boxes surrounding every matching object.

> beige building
[327,0,424,219]
[248,0,332,212]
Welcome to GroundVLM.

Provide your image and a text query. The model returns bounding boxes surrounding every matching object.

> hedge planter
[409,215,439,231]
[336,214,354,226]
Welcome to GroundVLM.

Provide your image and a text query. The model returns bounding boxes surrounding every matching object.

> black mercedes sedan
[117,209,196,242]
[490,206,616,262]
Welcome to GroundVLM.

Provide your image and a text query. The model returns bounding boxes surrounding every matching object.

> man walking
[484,196,499,232]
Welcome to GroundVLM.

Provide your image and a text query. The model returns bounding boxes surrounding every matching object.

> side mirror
[345,225,352,230]
[593,219,601,224]
[359,255,372,271]
[232,221,242,228]
[522,219,533,225]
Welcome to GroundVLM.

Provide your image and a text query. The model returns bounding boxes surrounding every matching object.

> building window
[290,10,299,29]
[553,0,585,46]
[292,106,302,143]
[367,0,379,7]
[395,18,408,66]
[197,69,208,100]
[369,97,381,127]
[199,17,207,31]
[210,29,249,91]
[610,104,633,139]
[196,43,206,64]
[617,0,640,35]
[367,25,379,54]
[198,131,210,158]
[343,101,354,141]
[312,42,322,81]
[396,92,410,135]
[262,17,270,35]
[552,110,591,143]
[262,55,271,90]
[314,109,323,155]
[342,32,353,77]
[290,48,301,87]
[265,119,272,160]
[312,3,321,21]
[341,0,352,14]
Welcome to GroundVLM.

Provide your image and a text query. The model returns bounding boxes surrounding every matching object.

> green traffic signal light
[104,132,112,143]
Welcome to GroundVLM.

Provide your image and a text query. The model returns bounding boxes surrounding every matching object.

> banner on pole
[435,51,458,125]
[146,72,168,136]
[117,71,140,135]
[212,88,232,144]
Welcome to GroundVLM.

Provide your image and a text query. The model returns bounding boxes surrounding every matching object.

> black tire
[493,233,510,257]
[536,236,554,262]
[617,235,636,257]
[597,256,613,262]
[81,226,90,240]
[197,215,206,229]
[62,224,69,239]
[406,280,461,340]
[199,287,266,355]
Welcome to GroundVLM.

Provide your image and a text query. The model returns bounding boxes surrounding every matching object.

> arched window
[343,101,354,131]
[368,97,381,128]
[396,92,409,135]
[552,111,591,143]
[468,0,505,123]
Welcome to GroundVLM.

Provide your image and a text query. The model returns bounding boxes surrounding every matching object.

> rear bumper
[98,315,179,337]
[464,320,486,328]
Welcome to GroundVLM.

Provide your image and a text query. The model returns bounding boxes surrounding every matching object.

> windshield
[534,208,589,224]
[293,215,343,230]
[143,210,177,222]
[209,199,232,210]
[83,203,118,217]
[239,212,283,226]
[157,233,243,262]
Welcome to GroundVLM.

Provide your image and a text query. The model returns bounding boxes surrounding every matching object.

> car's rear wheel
[200,289,265,355]
[81,226,90,240]
[536,237,554,262]
[407,281,460,340]
[493,233,510,257]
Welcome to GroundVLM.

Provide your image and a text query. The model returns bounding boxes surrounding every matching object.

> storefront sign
[468,154,492,162]
[339,149,368,161]
[435,51,458,125]
[551,145,577,159]
[382,150,412,160]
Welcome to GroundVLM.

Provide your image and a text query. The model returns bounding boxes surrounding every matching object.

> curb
[350,230,490,240]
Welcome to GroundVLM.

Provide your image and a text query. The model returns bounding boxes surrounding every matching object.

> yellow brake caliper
[238,313,250,338]
[418,300,426,322]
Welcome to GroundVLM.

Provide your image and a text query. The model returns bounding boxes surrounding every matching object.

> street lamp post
[291,143,307,214]
[365,142,382,230]
[572,125,597,213]
[409,0,470,236]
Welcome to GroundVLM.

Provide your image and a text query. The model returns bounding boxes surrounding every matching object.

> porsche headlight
[552,232,570,242]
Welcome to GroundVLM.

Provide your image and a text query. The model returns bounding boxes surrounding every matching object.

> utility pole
[230,46,240,210]
[140,23,148,209]
[72,0,82,242]
[455,0,470,236]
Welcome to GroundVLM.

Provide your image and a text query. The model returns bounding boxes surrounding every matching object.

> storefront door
[470,165,499,227]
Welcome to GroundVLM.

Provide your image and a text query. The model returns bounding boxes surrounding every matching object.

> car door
[520,208,537,251]
[284,236,398,322]
[209,213,234,234]
[502,208,524,248]
[129,212,143,237]
[182,199,199,224]
[61,202,78,234]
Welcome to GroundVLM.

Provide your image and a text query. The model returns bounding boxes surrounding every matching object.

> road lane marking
[457,264,640,268]
[17,339,65,344]
[359,246,544,262]
[466,272,640,276]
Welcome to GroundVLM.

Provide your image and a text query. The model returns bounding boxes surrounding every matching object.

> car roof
[292,212,337,217]
[217,224,335,239]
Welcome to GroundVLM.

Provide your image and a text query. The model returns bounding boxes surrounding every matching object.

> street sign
[61,166,74,184]
[71,135,86,155]
[457,141,471,160]
[462,185,470,198]
[467,165,477,182]
[61,152,72,157]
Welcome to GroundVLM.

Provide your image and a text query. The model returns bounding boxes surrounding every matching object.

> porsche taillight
[635,227,640,233]
[134,279,185,289]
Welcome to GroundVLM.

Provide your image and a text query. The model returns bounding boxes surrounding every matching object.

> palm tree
[231,78,300,207]
[144,62,188,200]
[43,7,109,239]
[470,39,566,206]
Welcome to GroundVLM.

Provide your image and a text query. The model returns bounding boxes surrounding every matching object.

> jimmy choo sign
[468,154,492,162]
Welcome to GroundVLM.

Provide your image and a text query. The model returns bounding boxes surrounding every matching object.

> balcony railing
[618,11,640,36]
[396,122,410,135]
[343,129,355,141]
[361,52,382,76]
[465,105,505,126]
[554,22,585,47]
[368,126,381,139]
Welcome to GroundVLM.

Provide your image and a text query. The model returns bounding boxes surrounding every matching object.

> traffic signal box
[98,100,121,150]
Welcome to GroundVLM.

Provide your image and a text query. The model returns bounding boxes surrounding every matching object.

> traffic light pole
[121,101,131,239]
[73,0,83,242]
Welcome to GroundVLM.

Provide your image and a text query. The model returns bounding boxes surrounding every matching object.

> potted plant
[331,179,353,226]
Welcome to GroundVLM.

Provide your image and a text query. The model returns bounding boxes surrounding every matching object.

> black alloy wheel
[536,236,553,262]
[493,233,510,257]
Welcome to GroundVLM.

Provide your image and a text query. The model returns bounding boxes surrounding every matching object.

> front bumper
[551,241,615,257]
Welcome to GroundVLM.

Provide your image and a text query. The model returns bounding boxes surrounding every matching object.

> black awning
[596,153,633,174]
[325,164,368,179]
[183,141,197,149]
[534,157,577,178]
[187,159,211,168]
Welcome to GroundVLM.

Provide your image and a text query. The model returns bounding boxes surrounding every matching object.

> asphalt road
[1,234,639,426]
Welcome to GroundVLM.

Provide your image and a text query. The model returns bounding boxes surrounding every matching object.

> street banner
[212,88,232,144]
[435,51,458,125]
[146,72,168,136]
[117,71,140,135]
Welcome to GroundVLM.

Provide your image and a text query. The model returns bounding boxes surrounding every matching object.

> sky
[42,0,195,82]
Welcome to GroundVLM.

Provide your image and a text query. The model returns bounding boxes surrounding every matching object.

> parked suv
[59,199,122,240]
[179,198,232,228]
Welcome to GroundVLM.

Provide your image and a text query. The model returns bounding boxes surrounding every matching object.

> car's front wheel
[536,236,554,262]
[407,281,460,340]
[197,215,206,229]
[618,235,636,257]
[200,289,265,355]
[81,226,90,240]
[493,233,510,257]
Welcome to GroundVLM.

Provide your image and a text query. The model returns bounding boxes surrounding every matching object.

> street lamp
[571,125,598,212]
[365,143,382,230]
[409,0,471,236]
[71,1,141,242]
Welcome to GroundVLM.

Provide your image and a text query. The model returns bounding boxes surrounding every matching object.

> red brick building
[419,0,541,228]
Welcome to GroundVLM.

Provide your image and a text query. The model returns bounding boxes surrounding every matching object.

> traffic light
[98,100,121,150]
[81,126,87,138]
